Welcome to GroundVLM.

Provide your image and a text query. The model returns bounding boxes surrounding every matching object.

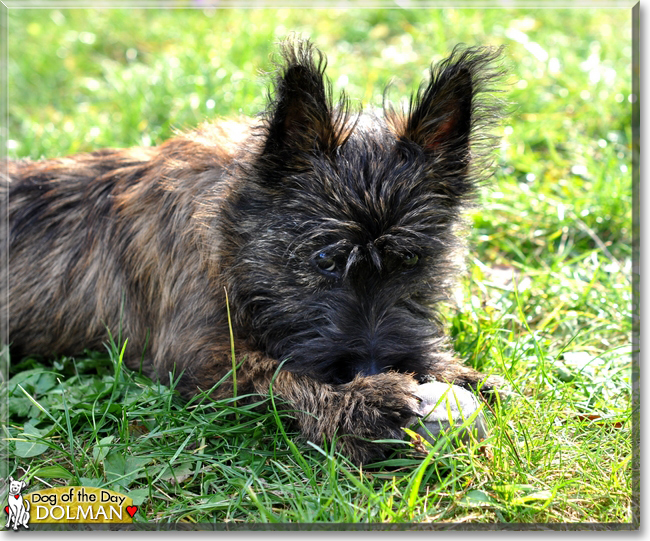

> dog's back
[1,122,249,368]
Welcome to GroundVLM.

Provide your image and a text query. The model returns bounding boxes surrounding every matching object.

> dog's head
[222,39,503,383]
[7,477,27,496]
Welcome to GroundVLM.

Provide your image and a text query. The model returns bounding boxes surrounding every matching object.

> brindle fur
[1,40,504,464]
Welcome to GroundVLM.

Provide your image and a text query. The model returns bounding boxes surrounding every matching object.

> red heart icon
[4,506,8,514]
[14,495,19,499]
[126,505,138,518]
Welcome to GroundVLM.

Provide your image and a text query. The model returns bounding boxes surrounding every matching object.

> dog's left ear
[392,46,503,194]
[402,67,472,163]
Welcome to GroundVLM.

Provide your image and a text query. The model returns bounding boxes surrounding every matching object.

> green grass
[2,5,636,526]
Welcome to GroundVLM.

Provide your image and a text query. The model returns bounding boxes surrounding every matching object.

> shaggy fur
[1,40,504,464]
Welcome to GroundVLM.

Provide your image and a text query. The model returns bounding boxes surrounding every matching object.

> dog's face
[223,42,502,384]
[8,478,26,497]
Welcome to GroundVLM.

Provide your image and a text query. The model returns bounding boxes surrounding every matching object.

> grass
[2,5,636,527]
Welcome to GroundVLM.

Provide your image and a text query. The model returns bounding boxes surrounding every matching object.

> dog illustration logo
[4,477,30,531]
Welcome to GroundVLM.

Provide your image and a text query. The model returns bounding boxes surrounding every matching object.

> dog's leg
[429,351,506,401]
[248,357,422,464]
[21,507,29,529]
[174,348,421,465]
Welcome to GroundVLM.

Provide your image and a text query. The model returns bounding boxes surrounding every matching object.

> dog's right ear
[9,476,14,483]
[260,40,352,175]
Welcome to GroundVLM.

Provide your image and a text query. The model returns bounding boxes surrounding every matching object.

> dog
[4,477,30,530]
[1,39,504,464]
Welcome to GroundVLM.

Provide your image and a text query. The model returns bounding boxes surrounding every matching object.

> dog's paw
[341,371,421,426]
[333,372,422,463]
[411,381,488,444]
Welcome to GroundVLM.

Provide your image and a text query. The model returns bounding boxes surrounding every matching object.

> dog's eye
[314,252,339,276]
[402,253,419,268]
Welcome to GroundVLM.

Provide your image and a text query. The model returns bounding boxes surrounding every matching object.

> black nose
[331,352,393,384]
[358,357,384,377]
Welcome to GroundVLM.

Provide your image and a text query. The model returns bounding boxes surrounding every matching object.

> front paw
[341,372,421,429]
[438,367,510,404]
[331,372,421,463]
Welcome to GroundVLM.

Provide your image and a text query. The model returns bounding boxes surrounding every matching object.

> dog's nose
[331,350,393,383]
[358,357,384,377]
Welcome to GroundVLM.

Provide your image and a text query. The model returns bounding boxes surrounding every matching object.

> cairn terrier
[2,40,504,463]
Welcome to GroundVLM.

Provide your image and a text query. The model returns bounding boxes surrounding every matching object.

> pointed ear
[404,67,473,161]
[393,46,503,173]
[261,40,351,170]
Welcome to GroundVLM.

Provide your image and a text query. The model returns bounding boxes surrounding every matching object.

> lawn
[2,4,637,527]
